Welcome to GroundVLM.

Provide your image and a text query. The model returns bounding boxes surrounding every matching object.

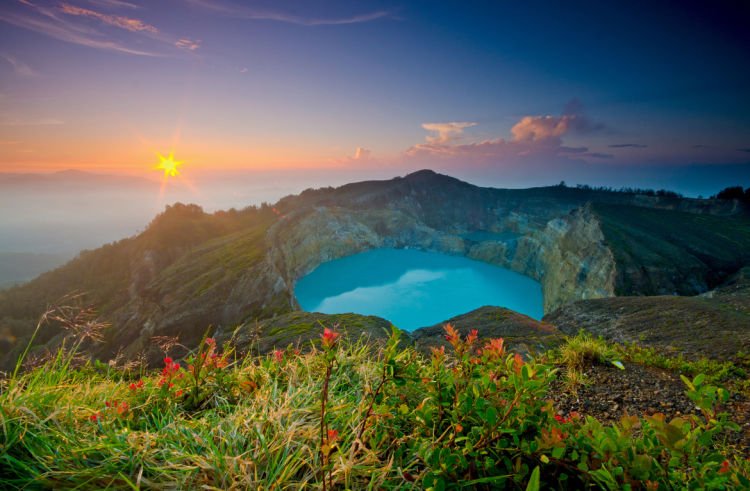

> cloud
[404,101,608,166]
[609,143,648,148]
[0,2,159,56]
[185,0,392,26]
[59,3,157,33]
[0,53,35,76]
[239,67,248,73]
[737,148,750,153]
[510,115,575,142]
[83,0,139,9]
[354,147,371,160]
[422,122,477,144]
[175,38,200,51]
[510,101,604,143]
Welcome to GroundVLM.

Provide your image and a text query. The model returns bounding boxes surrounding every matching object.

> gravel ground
[549,362,750,455]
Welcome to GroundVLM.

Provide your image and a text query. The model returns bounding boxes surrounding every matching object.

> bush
[1,324,748,489]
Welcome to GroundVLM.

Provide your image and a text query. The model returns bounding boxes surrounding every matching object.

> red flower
[513,353,524,374]
[175,389,183,397]
[163,356,173,365]
[205,337,216,346]
[327,429,339,442]
[719,460,730,474]
[128,379,145,391]
[321,328,340,349]
[89,412,100,422]
[116,401,129,416]
[274,350,284,363]
[466,329,478,346]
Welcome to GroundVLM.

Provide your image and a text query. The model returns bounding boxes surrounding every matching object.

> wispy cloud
[0,53,36,76]
[609,143,648,148]
[185,0,392,26]
[83,0,139,9]
[175,38,201,51]
[0,1,159,56]
[59,3,157,33]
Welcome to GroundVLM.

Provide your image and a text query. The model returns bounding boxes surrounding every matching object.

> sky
[0,0,749,193]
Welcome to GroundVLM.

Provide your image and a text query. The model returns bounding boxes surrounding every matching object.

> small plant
[558,331,612,371]
[318,326,340,491]
[1,317,748,489]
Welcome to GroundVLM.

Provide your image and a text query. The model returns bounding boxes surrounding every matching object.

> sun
[155,152,183,178]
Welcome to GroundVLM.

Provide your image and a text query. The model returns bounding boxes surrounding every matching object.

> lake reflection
[295,248,543,331]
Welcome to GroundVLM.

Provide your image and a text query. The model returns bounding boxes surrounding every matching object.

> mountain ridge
[1,170,749,368]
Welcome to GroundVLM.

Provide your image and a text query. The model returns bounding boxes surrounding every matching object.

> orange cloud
[405,104,609,164]
[59,3,158,33]
[511,115,575,142]
[421,122,477,144]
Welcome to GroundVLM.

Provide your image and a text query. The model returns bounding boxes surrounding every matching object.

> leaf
[610,360,625,370]
[680,374,695,391]
[525,466,540,491]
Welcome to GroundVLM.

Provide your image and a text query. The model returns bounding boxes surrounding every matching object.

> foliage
[1,324,748,490]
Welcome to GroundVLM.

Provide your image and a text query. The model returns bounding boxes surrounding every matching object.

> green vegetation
[1,318,748,490]
[594,203,750,295]
[0,203,278,369]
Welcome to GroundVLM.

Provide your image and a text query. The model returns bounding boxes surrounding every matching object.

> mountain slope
[1,170,749,368]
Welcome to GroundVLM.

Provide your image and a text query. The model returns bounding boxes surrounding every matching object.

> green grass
[2,327,749,490]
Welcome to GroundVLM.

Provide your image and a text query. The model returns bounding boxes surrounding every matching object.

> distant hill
[1,170,749,369]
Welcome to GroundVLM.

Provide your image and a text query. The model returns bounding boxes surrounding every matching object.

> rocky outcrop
[410,306,565,356]
[544,268,750,361]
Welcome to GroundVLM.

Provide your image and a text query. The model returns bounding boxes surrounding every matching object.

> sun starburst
[155,152,183,178]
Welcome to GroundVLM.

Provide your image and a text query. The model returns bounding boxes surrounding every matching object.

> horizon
[1,0,748,193]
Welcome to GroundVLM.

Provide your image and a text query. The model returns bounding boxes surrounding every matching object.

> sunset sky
[1,0,748,191]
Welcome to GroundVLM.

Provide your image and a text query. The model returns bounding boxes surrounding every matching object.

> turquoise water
[294,248,543,331]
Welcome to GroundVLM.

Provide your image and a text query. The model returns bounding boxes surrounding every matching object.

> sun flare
[155,152,183,178]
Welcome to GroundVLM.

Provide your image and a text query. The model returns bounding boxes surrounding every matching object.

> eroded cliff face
[266,201,616,314]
